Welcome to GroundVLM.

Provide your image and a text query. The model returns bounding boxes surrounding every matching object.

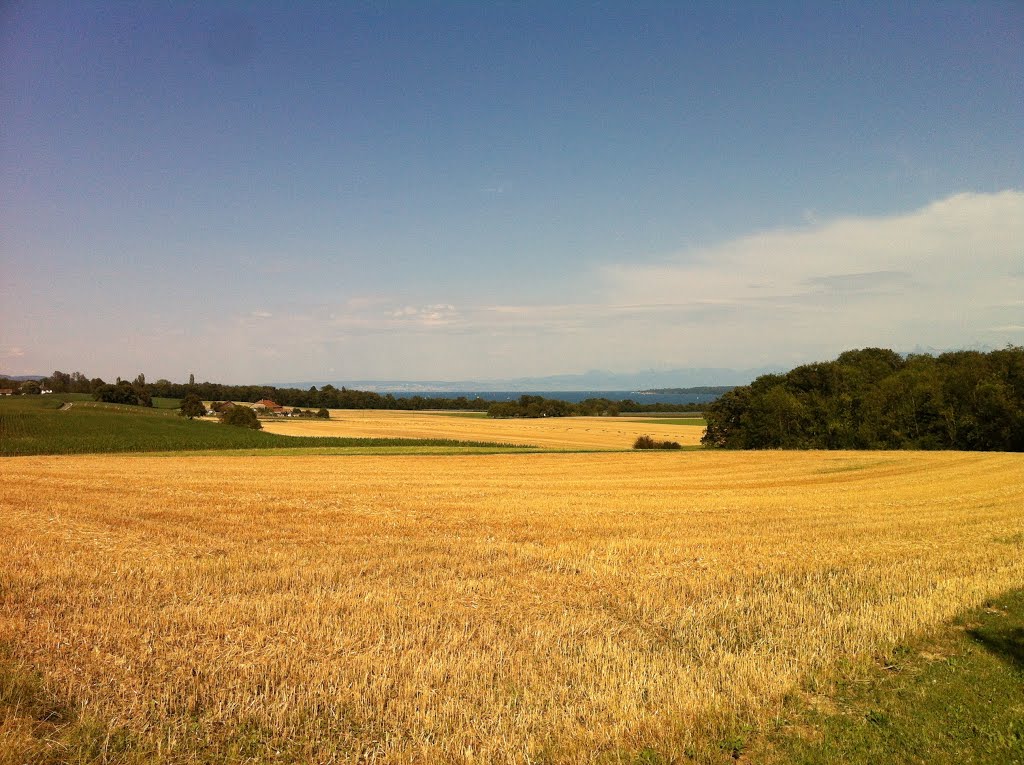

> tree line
[638,386,734,395]
[487,395,704,418]
[18,371,707,415]
[17,371,493,411]
[701,347,1024,451]
[488,395,617,418]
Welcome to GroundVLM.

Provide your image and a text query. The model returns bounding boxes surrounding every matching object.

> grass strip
[0,644,147,765]
[758,588,1024,764]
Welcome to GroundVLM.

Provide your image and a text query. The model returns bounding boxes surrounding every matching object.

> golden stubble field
[259,410,706,450]
[2,448,1024,763]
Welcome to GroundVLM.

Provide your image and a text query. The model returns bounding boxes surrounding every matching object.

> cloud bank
[595,190,1024,366]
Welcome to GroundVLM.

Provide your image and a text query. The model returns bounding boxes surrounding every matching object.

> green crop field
[0,396,527,456]
[152,396,184,409]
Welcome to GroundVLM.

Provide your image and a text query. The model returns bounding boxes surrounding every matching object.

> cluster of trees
[0,379,44,394]
[180,396,329,424]
[30,369,708,414]
[612,400,703,414]
[159,382,496,411]
[30,371,95,393]
[4,370,151,403]
[182,394,260,429]
[180,394,207,419]
[285,407,331,419]
[487,395,706,418]
[93,375,152,407]
[488,395,622,418]
[28,370,496,410]
[702,347,1024,451]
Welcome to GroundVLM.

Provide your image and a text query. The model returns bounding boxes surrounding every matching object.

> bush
[219,406,262,430]
[633,435,682,450]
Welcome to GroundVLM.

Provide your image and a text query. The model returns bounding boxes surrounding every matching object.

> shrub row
[633,435,682,450]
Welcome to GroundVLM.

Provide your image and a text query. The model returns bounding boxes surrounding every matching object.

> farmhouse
[0,388,13,396]
[252,399,284,413]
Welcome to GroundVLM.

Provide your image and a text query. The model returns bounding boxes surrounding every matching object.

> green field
[151,396,184,409]
[760,588,1024,764]
[0,396,528,456]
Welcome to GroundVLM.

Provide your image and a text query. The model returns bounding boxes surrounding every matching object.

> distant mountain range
[269,366,785,393]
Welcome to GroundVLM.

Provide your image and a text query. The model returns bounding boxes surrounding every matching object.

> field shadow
[967,626,1024,672]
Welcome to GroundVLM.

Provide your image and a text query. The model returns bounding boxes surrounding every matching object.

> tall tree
[179,393,206,419]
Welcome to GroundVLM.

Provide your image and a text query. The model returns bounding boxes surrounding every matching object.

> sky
[2,1,1022,385]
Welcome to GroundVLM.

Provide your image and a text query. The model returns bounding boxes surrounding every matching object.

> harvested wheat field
[2,450,1024,763]
[260,409,705,450]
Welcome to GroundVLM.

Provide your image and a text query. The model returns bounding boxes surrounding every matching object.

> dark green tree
[179,393,207,419]
[702,387,753,448]
[220,406,262,429]
[94,381,142,405]
[44,371,71,393]
[702,346,1024,451]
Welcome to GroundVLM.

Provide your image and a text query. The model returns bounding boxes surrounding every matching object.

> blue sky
[2,1,1022,383]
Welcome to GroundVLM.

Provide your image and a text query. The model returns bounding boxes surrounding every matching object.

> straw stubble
[2,450,1022,762]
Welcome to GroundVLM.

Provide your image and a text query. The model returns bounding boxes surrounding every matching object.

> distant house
[0,388,13,396]
[253,398,284,413]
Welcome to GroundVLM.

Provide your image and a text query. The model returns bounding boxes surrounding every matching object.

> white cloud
[388,304,459,325]
[605,191,1024,303]
[595,190,1024,363]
